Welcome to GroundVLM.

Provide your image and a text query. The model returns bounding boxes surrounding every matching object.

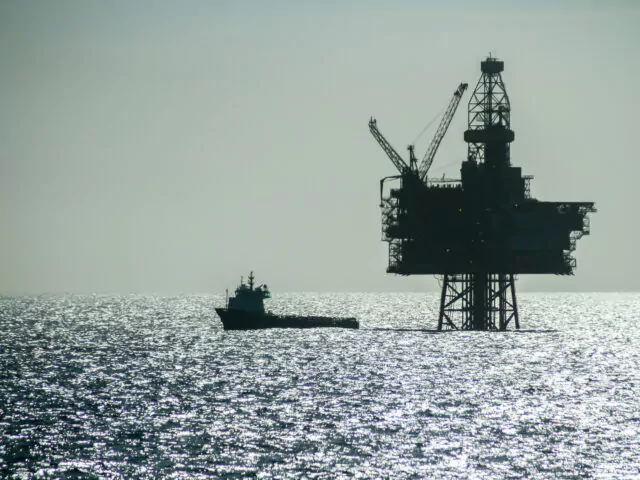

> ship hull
[215,308,359,330]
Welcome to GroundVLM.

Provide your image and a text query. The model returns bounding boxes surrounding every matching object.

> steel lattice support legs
[437,273,520,331]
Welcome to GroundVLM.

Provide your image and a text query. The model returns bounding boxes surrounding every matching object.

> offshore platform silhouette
[369,57,596,330]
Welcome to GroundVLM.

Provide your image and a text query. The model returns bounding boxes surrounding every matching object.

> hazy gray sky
[1,1,638,293]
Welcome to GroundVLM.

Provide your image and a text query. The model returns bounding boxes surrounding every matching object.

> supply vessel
[215,272,359,330]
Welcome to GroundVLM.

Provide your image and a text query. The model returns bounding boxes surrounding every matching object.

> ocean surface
[1,292,639,479]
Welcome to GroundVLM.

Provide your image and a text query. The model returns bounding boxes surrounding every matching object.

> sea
[1,292,639,479]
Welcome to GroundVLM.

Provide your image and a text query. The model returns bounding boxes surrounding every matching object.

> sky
[1,0,638,294]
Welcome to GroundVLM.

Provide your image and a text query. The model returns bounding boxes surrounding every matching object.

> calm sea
[1,293,639,479]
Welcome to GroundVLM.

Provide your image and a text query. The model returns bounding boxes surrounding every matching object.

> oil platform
[369,57,596,330]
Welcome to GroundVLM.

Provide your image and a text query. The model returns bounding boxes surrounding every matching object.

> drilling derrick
[370,57,596,330]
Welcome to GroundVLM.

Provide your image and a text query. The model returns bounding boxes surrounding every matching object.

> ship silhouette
[215,272,359,330]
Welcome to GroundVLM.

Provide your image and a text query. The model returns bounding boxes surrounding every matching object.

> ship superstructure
[226,272,270,313]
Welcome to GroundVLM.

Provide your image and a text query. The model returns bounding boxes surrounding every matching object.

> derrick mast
[465,57,513,165]
[371,57,596,330]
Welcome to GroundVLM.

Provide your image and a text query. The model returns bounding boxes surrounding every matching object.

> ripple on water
[1,293,639,478]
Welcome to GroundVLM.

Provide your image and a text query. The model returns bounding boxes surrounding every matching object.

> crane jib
[418,82,468,182]
[368,118,409,174]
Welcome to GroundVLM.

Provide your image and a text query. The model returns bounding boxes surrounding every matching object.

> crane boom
[369,118,409,174]
[418,83,468,181]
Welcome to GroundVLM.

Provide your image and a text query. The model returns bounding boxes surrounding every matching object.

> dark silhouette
[215,272,359,330]
[370,57,596,330]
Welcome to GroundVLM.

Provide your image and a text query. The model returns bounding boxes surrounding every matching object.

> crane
[417,82,468,182]
[368,118,411,174]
